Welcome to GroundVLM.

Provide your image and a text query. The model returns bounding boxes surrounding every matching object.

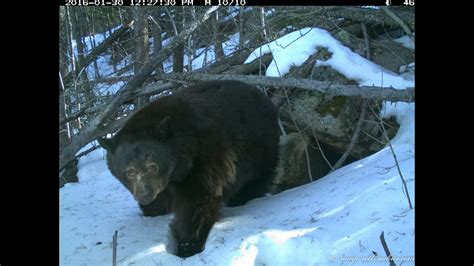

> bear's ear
[97,137,115,151]
[156,116,173,141]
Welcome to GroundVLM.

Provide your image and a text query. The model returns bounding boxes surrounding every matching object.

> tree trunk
[213,10,225,62]
[151,7,164,73]
[166,7,185,73]
[133,7,150,75]
[133,7,151,108]
[70,7,94,103]
[173,45,184,73]
[65,7,76,76]
[59,30,68,78]
[238,7,245,51]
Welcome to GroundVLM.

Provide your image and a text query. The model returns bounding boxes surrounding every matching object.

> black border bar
[59,0,415,6]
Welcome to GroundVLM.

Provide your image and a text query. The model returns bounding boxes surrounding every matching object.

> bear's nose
[136,192,155,205]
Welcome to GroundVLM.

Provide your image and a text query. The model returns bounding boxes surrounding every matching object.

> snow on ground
[61,27,415,265]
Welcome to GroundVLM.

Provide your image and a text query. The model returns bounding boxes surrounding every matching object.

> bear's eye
[146,162,159,174]
[125,167,137,178]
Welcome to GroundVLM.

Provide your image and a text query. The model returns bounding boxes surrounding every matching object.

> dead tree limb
[90,75,134,85]
[381,7,414,37]
[59,7,219,171]
[59,102,92,125]
[192,50,252,74]
[324,7,414,30]
[165,73,415,102]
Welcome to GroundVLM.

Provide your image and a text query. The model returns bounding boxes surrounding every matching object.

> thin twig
[310,127,333,170]
[329,99,367,173]
[379,231,396,266]
[59,168,69,185]
[380,117,413,209]
[164,7,178,36]
[302,141,313,182]
[361,130,386,145]
[372,104,413,209]
[278,117,287,136]
[112,230,118,266]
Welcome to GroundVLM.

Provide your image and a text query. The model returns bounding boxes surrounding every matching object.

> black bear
[98,80,280,258]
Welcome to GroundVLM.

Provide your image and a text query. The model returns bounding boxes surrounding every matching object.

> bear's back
[175,80,277,139]
[115,80,278,147]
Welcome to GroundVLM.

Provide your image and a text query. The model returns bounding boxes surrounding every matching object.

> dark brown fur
[98,80,279,257]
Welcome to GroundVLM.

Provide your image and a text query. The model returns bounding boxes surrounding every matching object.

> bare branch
[361,23,371,60]
[371,105,413,210]
[381,7,414,37]
[310,127,334,170]
[324,7,414,30]
[380,119,413,210]
[329,99,367,173]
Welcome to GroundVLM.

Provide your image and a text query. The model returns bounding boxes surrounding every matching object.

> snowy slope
[60,27,415,265]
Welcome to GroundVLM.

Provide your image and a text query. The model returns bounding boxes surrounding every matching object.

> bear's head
[98,116,176,205]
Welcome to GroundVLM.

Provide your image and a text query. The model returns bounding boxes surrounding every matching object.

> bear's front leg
[170,195,220,258]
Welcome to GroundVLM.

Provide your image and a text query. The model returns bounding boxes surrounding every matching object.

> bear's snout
[135,192,156,205]
[132,183,157,205]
